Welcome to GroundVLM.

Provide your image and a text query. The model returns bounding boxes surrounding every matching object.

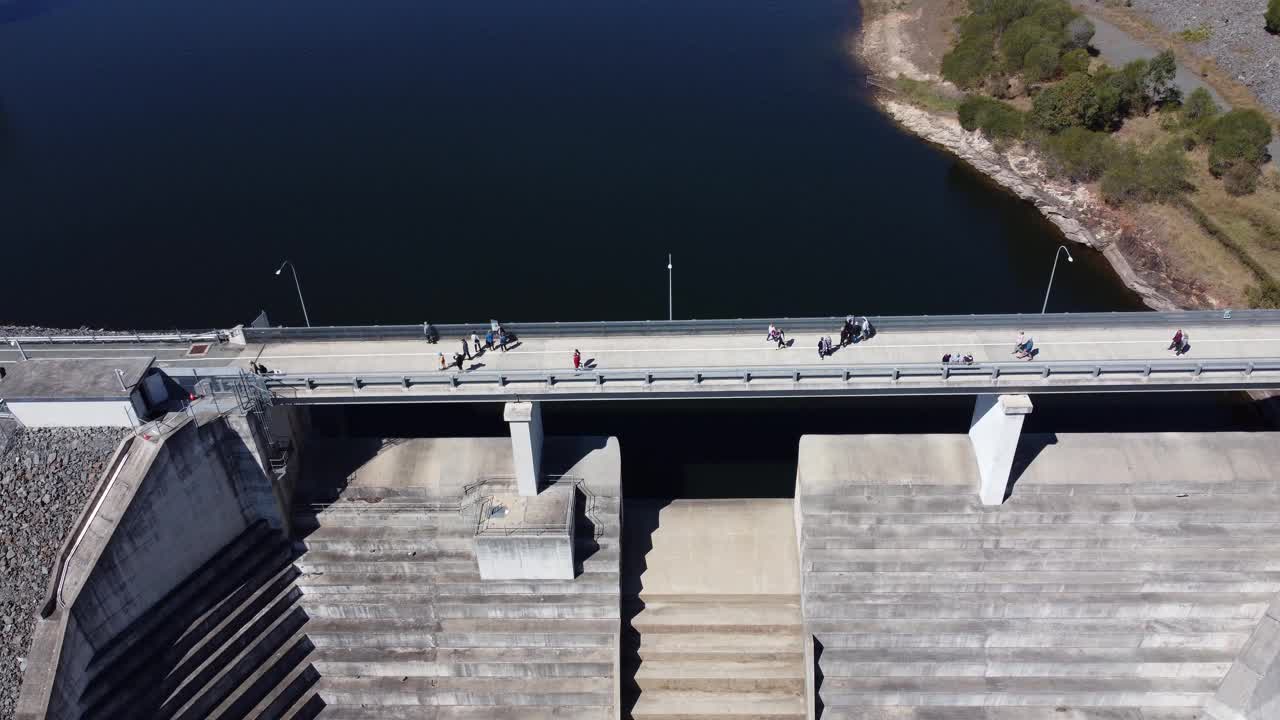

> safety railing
[255,355,1280,397]
[0,330,226,345]
[238,309,1274,343]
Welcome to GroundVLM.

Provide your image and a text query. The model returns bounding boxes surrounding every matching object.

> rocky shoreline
[879,101,1180,310]
[0,426,125,720]
[855,5,1205,310]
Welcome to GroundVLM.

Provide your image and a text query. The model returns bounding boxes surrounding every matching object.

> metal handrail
[0,330,225,345]
[257,356,1280,395]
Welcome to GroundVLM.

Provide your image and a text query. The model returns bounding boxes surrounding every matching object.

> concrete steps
[290,484,620,718]
[801,463,1280,718]
[76,522,319,720]
[627,594,806,719]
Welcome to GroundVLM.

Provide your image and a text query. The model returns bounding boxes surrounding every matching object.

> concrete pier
[969,393,1032,505]
[504,401,543,496]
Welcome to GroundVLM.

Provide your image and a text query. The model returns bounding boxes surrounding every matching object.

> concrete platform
[623,499,800,596]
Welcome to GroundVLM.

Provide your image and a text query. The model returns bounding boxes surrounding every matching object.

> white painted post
[969,394,1033,505]
[504,401,543,496]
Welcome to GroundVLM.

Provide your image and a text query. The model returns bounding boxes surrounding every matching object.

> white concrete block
[969,394,1032,506]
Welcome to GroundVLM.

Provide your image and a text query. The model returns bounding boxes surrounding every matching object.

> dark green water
[0,0,1141,330]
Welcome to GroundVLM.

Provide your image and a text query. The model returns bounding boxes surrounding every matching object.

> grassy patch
[1176,23,1212,44]
[893,77,962,114]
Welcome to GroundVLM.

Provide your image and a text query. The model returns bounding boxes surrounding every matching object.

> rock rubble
[0,426,124,720]
[1125,0,1280,115]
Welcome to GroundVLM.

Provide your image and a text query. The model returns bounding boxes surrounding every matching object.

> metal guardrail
[0,330,226,345]
[237,309,1273,343]
[255,356,1280,397]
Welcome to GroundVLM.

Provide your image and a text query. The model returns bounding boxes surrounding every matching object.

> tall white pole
[1041,245,1074,314]
[276,260,312,327]
[667,254,673,321]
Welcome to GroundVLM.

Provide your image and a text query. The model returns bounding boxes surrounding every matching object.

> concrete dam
[6,312,1280,719]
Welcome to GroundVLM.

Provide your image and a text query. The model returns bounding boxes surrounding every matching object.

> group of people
[941,352,975,365]
[1012,332,1036,360]
[770,316,874,357]
[1169,328,1191,356]
[439,322,518,372]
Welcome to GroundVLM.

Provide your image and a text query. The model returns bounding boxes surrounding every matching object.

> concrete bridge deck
[7,312,1280,401]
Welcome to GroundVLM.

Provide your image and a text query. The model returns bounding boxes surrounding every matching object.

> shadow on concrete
[814,635,826,718]
[1004,432,1059,501]
[74,521,321,718]
[572,484,599,579]
[619,497,673,717]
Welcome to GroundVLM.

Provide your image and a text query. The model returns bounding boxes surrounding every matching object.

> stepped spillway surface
[798,432,1280,720]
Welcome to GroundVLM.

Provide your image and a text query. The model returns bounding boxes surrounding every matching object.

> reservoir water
[0,0,1142,330]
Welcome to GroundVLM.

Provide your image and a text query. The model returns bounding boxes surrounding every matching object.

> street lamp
[1041,244,1074,314]
[275,260,312,328]
[667,254,673,321]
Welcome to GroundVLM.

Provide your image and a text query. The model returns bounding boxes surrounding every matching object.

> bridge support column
[969,394,1033,505]
[504,401,543,496]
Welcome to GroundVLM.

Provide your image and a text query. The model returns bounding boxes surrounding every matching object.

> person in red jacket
[573,348,582,371]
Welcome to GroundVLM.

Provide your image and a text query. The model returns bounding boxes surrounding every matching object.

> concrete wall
[6,400,140,428]
[475,533,576,580]
[18,414,285,720]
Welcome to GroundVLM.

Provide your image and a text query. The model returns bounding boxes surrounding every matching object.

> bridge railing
[0,330,226,345]
[250,355,1280,398]
[238,309,1270,343]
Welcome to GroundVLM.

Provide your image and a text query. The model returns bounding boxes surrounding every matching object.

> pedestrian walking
[485,330,495,350]
[499,331,509,352]
[573,348,582,370]
[859,317,872,341]
[472,333,481,355]
[438,353,446,371]
[461,338,472,361]
[453,353,464,371]
[817,337,825,359]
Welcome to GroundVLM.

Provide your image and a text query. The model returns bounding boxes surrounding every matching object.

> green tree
[1206,109,1274,176]
[1002,17,1050,71]
[1267,0,1280,34]
[1030,72,1097,132]
[942,32,997,89]
[1060,48,1091,74]
[1182,87,1220,123]
[1144,50,1180,106]
[1023,43,1061,81]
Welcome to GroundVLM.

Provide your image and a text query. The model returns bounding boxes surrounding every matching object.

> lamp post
[667,254,673,321]
[275,260,312,328]
[1041,244,1074,314]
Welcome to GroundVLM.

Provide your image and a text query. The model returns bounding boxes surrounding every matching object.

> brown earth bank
[855,0,1280,310]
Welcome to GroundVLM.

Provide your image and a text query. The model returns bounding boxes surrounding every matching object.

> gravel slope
[0,427,124,720]
[1125,0,1280,114]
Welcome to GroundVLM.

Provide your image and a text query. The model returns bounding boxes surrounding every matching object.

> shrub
[1060,48,1091,74]
[1269,0,1280,34]
[1206,109,1274,176]
[1042,126,1119,181]
[1182,87,1220,124]
[1023,43,1061,82]
[1065,16,1096,49]
[1030,72,1097,132]
[942,32,997,89]
[1224,161,1262,196]
[1101,141,1191,204]
[958,95,1027,141]
[1246,280,1280,309]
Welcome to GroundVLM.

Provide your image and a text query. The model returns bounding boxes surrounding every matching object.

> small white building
[0,357,169,428]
